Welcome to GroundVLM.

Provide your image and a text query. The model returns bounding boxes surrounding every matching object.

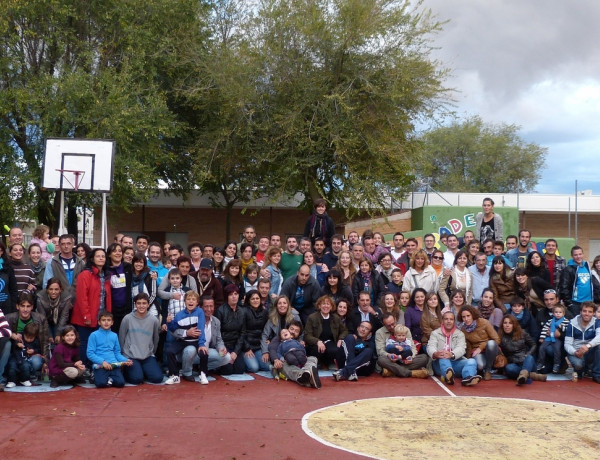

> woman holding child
[260,295,301,364]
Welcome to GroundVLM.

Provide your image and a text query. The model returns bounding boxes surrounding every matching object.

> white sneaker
[199,372,209,385]
[107,377,113,387]
[6,382,16,388]
[165,375,180,385]
[21,380,32,387]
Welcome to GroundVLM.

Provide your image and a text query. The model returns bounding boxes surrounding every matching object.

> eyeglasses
[544,289,556,295]
[358,324,372,331]
[432,256,443,260]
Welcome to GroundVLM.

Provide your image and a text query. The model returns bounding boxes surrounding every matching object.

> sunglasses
[432,256,443,260]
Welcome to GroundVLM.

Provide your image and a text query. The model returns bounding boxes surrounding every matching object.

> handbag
[494,351,507,368]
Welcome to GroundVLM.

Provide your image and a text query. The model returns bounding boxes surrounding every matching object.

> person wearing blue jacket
[164,291,209,385]
[87,310,132,388]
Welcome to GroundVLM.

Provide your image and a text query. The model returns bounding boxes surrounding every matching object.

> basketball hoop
[56,169,86,191]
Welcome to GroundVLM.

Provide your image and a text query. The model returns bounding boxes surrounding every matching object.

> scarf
[478,301,494,320]
[49,296,60,325]
[132,271,148,291]
[513,310,524,321]
[441,324,457,352]
[549,317,563,343]
[30,260,44,275]
[309,264,318,280]
[459,320,477,333]
[98,270,106,316]
[308,212,327,242]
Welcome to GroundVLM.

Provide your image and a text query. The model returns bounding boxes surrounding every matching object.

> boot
[516,370,529,386]
[411,368,429,379]
[530,372,547,382]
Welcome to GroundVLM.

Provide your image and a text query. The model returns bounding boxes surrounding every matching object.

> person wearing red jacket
[70,248,112,368]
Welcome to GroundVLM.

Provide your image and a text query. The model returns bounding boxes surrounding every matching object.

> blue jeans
[568,346,600,378]
[243,350,271,373]
[433,357,477,379]
[505,355,536,379]
[7,354,44,382]
[165,341,208,377]
[76,325,95,367]
[207,348,231,371]
[94,367,125,388]
[474,340,499,372]
[538,340,563,367]
[0,338,10,384]
[123,356,164,384]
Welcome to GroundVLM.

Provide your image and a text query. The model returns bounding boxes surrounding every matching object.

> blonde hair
[394,324,409,336]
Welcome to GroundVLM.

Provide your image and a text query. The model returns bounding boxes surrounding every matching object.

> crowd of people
[1,197,599,392]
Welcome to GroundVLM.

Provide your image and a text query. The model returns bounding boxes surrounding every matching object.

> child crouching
[49,325,86,387]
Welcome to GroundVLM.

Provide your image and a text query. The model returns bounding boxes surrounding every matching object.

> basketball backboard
[42,138,115,192]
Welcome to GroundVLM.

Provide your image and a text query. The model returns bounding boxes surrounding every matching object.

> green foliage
[0,0,204,230]
[417,116,548,193]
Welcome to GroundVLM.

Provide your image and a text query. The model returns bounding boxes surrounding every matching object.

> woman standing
[106,243,132,333]
[0,242,18,314]
[223,241,238,269]
[303,198,335,247]
[304,251,328,287]
[188,241,203,272]
[305,295,348,368]
[439,251,473,307]
[321,269,353,306]
[525,251,551,284]
[499,314,546,384]
[212,247,225,279]
[489,256,514,312]
[70,248,112,366]
[242,290,270,373]
[476,197,504,242]
[28,243,46,291]
[420,292,443,353]
[458,305,500,381]
[75,243,92,265]
[376,253,395,285]
[514,268,552,316]
[404,288,427,345]
[352,258,385,307]
[130,253,159,318]
[335,250,357,287]
[239,243,255,276]
[8,244,36,295]
[264,246,283,298]
[402,250,438,294]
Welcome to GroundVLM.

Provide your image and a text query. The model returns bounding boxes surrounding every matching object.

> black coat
[243,305,268,352]
[215,303,246,355]
[0,265,18,314]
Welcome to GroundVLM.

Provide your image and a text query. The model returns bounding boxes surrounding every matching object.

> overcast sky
[422,0,600,194]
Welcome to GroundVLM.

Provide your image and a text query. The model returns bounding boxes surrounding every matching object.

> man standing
[237,225,257,256]
[346,231,360,249]
[120,235,134,248]
[312,238,328,264]
[43,234,85,296]
[194,259,224,306]
[8,227,24,247]
[376,313,429,379]
[351,243,365,270]
[118,293,163,384]
[298,237,312,255]
[269,234,282,249]
[136,235,150,254]
[168,244,184,269]
[543,239,566,289]
[280,236,303,281]
[427,311,481,386]
[506,229,534,269]
[280,265,321,323]
[362,236,388,266]
[147,242,169,285]
[564,302,600,383]
[469,252,490,307]
[389,232,405,266]
[322,234,344,269]
[443,234,460,269]
[423,233,436,262]
[505,235,518,251]
[254,236,270,267]
[459,230,475,249]
[559,246,593,316]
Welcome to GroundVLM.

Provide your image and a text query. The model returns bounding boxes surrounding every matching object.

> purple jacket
[404,306,424,343]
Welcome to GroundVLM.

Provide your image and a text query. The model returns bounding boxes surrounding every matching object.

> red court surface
[1,374,599,459]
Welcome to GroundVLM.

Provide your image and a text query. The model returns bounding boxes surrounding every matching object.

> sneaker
[347,373,358,381]
[461,375,482,386]
[21,380,32,387]
[536,363,544,372]
[5,382,16,388]
[165,375,181,385]
[552,364,560,374]
[444,368,455,385]
[381,368,393,378]
[107,378,113,387]
[309,366,321,389]
[182,374,195,382]
[572,372,579,383]
[297,370,312,385]
[199,372,209,385]
[332,370,343,382]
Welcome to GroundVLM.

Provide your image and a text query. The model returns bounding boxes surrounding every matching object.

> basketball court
[1,372,598,459]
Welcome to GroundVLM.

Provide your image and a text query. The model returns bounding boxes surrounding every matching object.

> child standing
[385,324,413,361]
[537,304,569,373]
[6,322,44,387]
[386,269,404,296]
[87,310,132,388]
[160,269,190,333]
[48,325,86,387]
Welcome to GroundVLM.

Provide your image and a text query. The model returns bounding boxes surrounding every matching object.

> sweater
[87,328,128,365]
[118,311,160,360]
[49,342,81,377]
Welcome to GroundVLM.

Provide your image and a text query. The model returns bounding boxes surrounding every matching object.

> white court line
[431,375,456,397]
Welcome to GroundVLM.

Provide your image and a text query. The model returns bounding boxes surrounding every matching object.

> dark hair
[314,198,327,209]
[188,241,203,254]
[459,305,480,321]
[518,229,531,238]
[107,243,123,262]
[75,242,92,259]
[499,314,523,341]
[133,292,150,303]
[86,248,107,271]
[98,309,113,320]
[136,234,150,243]
[168,268,182,278]
[60,325,81,347]
[28,242,42,255]
[545,238,557,247]
[506,235,518,242]
[288,319,303,333]
[571,245,583,256]
[240,242,254,258]
[223,259,242,283]
[525,251,548,278]
[200,295,215,306]
[491,256,510,281]
[243,289,262,309]
[45,277,64,291]
[132,252,149,273]
[452,250,468,266]
[23,322,39,337]
[409,288,428,307]
[176,256,191,267]
[483,197,494,206]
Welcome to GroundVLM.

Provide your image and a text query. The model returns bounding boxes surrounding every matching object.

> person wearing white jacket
[402,250,439,295]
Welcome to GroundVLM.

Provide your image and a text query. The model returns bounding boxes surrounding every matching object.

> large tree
[417,116,548,193]
[248,0,449,216]
[0,0,203,231]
